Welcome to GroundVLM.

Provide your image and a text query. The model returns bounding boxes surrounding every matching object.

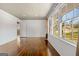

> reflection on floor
[17,37,60,56]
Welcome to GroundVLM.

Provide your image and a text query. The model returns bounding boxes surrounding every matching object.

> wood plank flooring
[17,37,60,56]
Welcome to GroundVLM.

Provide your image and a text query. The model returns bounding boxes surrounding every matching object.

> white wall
[20,20,46,37]
[0,9,19,45]
[48,34,77,56]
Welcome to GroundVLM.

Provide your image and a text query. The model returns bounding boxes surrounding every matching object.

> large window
[62,8,79,44]
[50,4,79,44]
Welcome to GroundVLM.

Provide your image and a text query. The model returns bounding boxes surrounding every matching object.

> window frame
[61,7,79,44]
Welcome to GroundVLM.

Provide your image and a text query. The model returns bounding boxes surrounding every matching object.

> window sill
[50,34,77,47]
[57,37,77,47]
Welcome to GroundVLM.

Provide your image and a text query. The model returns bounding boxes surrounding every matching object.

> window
[49,19,52,34]
[51,4,79,44]
[66,10,74,19]
[62,8,79,44]
[62,15,66,22]
[72,17,79,43]
[74,8,79,17]
[63,20,72,40]
[53,18,59,38]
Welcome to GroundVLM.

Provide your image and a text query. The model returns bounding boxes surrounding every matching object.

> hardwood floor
[17,37,60,56]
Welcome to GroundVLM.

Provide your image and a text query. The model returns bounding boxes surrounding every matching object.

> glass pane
[74,8,79,17]
[62,22,65,38]
[63,20,72,40]
[72,17,79,43]
[53,25,58,37]
[49,20,52,33]
[62,14,67,22]
[53,18,59,38]
[66,10,74,19]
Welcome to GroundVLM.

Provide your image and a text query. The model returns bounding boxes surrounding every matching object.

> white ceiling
[0,3,57,20]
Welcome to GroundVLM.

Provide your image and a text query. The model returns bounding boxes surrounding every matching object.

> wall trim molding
[20,17,46,20]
